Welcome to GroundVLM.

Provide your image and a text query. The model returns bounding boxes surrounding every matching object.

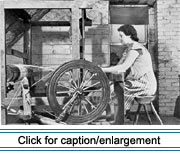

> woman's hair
[117,25,139,42]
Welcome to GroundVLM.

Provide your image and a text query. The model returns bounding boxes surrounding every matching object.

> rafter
[6,9,51,49]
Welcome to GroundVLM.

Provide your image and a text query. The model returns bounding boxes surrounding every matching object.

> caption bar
[0,129,180,151]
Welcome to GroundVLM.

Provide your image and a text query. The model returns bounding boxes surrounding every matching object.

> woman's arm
[101,50,139,74]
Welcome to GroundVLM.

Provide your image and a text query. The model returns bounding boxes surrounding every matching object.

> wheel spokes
[69,70,78,88]
[55,68,103,117]
[62,93,78,110]
[82,102,89,114]
[77,103,82,116]
[57,82,75,91]
[81,73,97,89]
[67,101,76,114]
[79,70,89,88]
[83,81,101,91]
[56,91,73,95]
[84,97,96,109]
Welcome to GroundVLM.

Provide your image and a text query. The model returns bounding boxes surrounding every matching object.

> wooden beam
[4,0,74,9]
[0,1,6,125]
[21,77,32,120]
[24,29,29,64]
[31,21,71,26]
[1,106,7,125]
[5,0,98,49]
[114,81,124,125]
[6,49,28,59]
[4,0,100,9]
[9,9,31,22]
[6,9,51,49]
[6,20,30,49]
[0,1,6,101]
[5,9,20,31]
[31,20,92,27]
[71,6,80,59]
[25,28,32,64]
[30,9,51,21]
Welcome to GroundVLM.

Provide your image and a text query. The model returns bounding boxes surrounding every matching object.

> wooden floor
[5,111,180,125]
[89,113,180,125]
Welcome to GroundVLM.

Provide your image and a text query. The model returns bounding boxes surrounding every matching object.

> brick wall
[157,0,180,115]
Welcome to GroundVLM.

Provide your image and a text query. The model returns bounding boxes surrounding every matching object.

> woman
[102,24,157,113]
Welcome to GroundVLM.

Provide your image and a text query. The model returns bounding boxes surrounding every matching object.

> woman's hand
[100,64,110,68]
[99,64,109,68]
[98,64,109,73]
[101,67,108,73]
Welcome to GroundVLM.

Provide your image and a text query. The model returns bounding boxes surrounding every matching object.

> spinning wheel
[47,59,110,124]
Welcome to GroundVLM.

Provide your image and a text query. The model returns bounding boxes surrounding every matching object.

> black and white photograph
[1,0,180,126]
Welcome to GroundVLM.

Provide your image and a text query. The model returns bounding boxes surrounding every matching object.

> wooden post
[0,1,5,97]
[21,77,32,121]
[80,9,85,59]
[0,1,6,125]
[107,73,125,125]
[71,6,80,60]
[1,106,7,125]
[0,1,6,124]
[24,27,32,64]
[113,81,124,125]
[23,29,29,64]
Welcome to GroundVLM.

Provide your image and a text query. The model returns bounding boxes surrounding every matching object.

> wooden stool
[133,96,163,125]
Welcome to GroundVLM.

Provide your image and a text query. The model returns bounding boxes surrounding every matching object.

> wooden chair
[133,95,163,125]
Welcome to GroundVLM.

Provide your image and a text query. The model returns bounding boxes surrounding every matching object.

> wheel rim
[47,60,110,124]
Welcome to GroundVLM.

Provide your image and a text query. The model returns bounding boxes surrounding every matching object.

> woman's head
[117,25,139,45]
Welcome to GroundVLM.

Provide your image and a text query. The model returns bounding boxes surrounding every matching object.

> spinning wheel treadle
[47,59,110,124]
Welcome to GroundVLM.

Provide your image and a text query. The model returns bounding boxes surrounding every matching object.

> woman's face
[119,31,131,45]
